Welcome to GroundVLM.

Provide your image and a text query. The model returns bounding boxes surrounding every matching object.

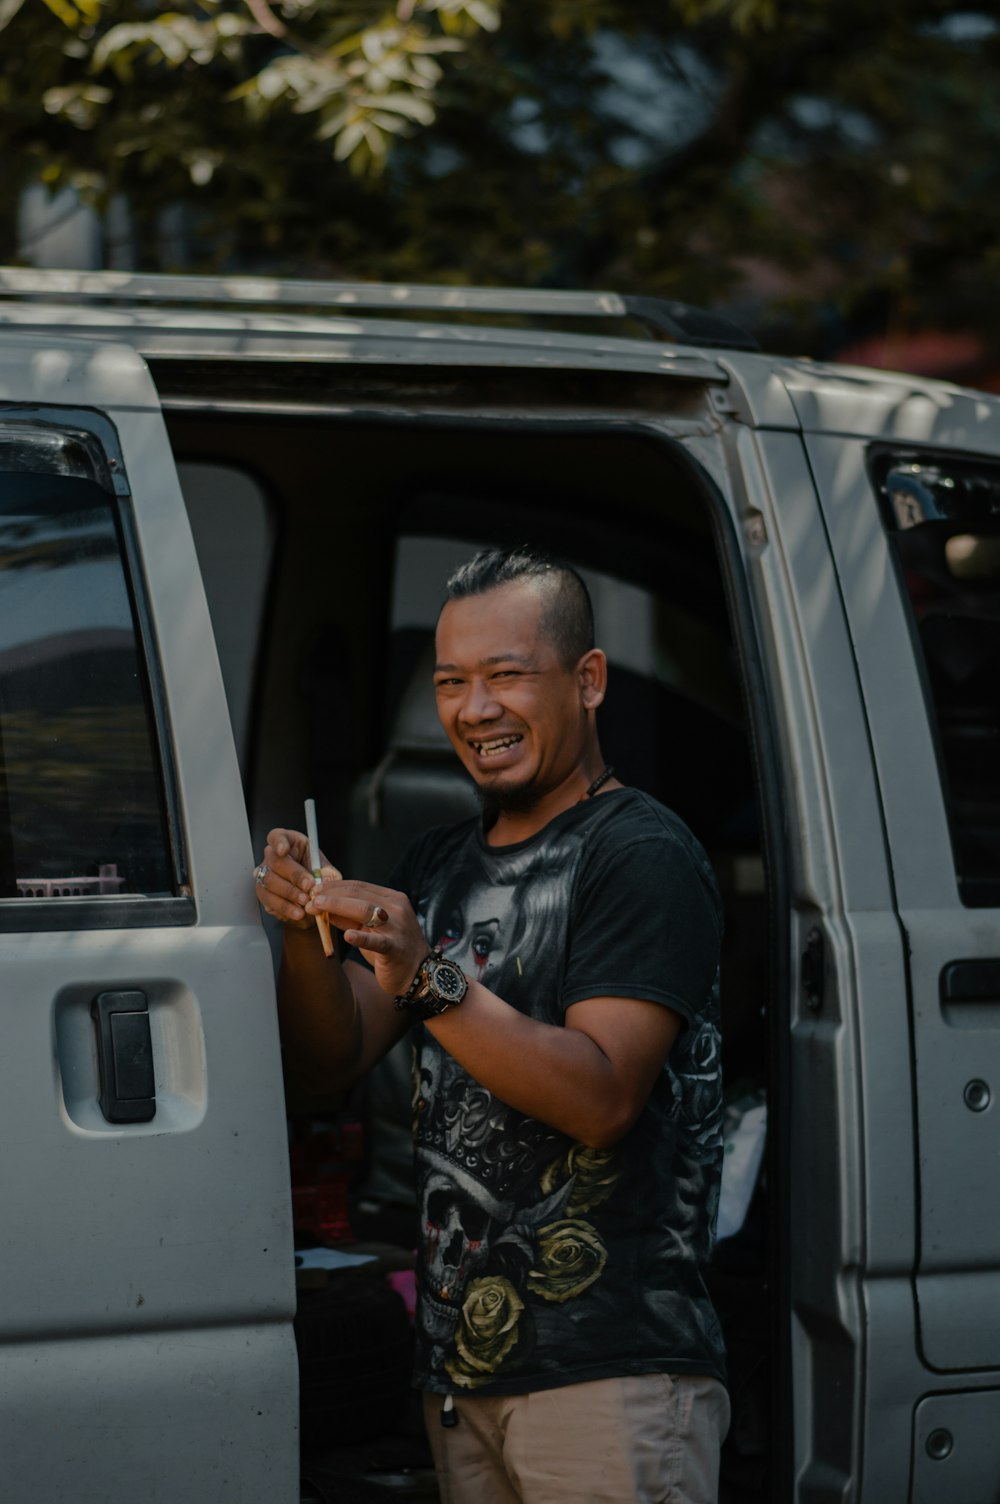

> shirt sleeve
[560,831,722,1026]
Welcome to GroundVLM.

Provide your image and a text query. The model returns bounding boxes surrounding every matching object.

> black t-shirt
[394,787,726,1394]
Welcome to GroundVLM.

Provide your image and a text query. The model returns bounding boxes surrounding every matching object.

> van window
[874,451,1000,905]
[0,442,176,910]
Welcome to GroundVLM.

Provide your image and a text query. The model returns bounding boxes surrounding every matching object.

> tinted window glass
[0,468,175,902]
[873,452,1000,906]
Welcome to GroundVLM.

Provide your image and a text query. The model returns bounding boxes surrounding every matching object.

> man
[255,546,729,1503]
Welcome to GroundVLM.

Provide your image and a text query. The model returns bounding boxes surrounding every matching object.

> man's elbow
[577,1096,643,1150]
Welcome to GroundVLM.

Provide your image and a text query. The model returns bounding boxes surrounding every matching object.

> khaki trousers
[422,1372,730,1504]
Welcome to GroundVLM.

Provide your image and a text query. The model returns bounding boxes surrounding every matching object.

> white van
[1,268,998,1504]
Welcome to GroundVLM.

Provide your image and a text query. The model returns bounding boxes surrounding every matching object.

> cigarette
[304,798,335,958]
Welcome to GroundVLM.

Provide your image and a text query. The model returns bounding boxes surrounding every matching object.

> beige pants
[423,1372,730,1504]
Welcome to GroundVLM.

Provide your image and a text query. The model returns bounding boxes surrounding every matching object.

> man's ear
[578,648,607,711]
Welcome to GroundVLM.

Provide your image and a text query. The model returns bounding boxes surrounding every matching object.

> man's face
[434,580,590,809]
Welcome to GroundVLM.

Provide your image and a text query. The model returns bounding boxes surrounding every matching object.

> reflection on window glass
[876,453,1000,906]
[0,469,175,901]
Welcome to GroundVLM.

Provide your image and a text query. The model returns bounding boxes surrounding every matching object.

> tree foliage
[6,0,499,174]
[3,0,1000,359]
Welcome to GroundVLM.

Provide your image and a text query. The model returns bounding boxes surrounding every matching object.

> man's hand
[255,830,413,1093]
[308,879,430,998]
[253,827,340,930]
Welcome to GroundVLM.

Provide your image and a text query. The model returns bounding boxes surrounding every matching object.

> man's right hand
[254,827,341,930]
[260,828,411,1095]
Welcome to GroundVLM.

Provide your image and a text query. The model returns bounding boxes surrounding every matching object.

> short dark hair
[443,545,594,667]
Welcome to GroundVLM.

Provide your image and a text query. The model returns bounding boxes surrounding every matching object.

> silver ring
[255,863,269,886]
[367,903,388,928]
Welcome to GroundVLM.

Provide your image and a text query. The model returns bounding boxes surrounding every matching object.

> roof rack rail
[0,268,759,352]
[619,295,758,351]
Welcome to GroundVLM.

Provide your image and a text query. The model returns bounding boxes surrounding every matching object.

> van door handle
[940,960,1000,1004]
[91,990,156,1123]
[940,960,1000,1029]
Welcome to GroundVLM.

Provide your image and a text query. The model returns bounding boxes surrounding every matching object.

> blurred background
[3,0,999,383]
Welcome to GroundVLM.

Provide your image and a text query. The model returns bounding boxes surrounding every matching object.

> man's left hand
[308,879,431,998]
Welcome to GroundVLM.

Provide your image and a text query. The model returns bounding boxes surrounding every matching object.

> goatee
[476,777,542,824]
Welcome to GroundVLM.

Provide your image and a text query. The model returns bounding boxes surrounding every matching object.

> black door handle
[941,960,1000,1005]
[91,990,156,1123]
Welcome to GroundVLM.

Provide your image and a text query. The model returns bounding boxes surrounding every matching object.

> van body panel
[805,432,1000,1379]
[721,429,914,1497]
[911,1389,1000,1504]
[785,369,1000,454]
[716,353,1000,444]
[0,343,297,1501]
[734,430,894,913]
[800,436,956,909]
[0,1323,298,1504]
[716,353,806,429]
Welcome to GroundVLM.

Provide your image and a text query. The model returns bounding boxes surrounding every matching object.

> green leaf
[331,117,367,156]
[91,15,250,73]
[356,90,436,123]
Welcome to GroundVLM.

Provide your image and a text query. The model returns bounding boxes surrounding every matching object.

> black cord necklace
[584,765,615,799]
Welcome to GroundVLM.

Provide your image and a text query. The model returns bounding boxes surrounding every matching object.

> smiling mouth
[470,734,523,758]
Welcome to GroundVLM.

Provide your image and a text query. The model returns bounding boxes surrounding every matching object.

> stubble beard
[475,773,543,823]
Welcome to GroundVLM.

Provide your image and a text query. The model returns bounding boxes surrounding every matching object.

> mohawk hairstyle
[443,545,594,668]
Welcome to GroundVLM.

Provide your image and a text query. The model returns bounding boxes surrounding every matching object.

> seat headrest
[387,639,451,754]
[364,637,476,831]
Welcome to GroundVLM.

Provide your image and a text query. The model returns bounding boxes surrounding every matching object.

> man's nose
[458,678,502,723]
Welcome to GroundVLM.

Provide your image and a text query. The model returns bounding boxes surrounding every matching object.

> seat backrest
[345,634,479,885]
[344,635,479,1223]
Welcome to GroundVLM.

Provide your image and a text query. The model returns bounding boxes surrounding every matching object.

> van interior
[162,394,775,1504]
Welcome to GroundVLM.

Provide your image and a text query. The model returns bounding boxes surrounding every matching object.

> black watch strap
[394,950,439,1012]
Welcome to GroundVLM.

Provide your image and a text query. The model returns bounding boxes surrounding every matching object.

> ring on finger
[255,863,269,886]
[367,904,389,929]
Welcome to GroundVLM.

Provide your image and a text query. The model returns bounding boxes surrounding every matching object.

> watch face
[429,957,467,1005]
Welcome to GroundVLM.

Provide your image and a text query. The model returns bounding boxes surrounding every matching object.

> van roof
[3,267,1000,449]
[0,267,734,389]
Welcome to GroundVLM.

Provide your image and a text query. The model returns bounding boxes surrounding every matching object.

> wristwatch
[394,948,468,1020]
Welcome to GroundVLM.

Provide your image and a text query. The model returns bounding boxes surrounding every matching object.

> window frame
[0,403,195,931]
[868,441,1000,908]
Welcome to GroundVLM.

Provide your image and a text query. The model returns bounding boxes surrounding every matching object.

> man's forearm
[303,878,679,1144]
[276,925,365,1093]
[425,981,680,1149]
